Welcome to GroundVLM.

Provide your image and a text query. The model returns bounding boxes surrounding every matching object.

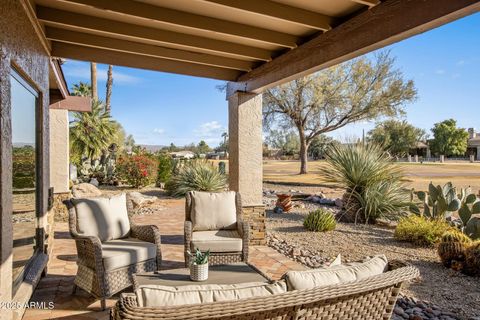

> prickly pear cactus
[437,230,472,268]
[464,241,480,276]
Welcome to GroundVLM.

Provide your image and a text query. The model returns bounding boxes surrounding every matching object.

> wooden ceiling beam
[227,0,480,97]
[37,6,273,61]
[51,0,298,48]
[350,0,381,8]
[202,0,333,31]
[45,27,254,71]
[51,42,243,81]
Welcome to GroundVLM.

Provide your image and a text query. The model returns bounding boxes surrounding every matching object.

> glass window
[10,69,39,293]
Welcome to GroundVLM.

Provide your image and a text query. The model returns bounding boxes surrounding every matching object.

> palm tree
[70,100,116,161]
[91,62,98,100]
[71,82,91,97]
[221,132,228,156]
[105,65,113,113]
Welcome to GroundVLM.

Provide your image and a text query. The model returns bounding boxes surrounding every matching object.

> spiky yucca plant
[167,160,227,197]
[324,143,409,224]
[304,209,336,232]
[437,230,472,268]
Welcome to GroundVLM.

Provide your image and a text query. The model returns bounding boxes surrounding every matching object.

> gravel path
[264,183,480,320]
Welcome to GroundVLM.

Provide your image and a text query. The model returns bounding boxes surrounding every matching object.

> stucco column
[49,109,70,194]
[228,92,263,205]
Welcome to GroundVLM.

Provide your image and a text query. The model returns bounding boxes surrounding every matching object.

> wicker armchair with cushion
[67,193,161,310]
[112,256,420,320]
[184,191,249,266]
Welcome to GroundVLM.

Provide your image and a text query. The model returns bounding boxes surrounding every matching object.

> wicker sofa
[184,191,249,266]
[67,193,162,310]
[112,260,419,320]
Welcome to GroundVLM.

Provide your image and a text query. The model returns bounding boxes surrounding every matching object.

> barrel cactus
[304,209,336,232]
[437,230,472,268]
[464,241,480,276]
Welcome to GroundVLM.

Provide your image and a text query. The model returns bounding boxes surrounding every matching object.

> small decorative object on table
[188,248,210,281]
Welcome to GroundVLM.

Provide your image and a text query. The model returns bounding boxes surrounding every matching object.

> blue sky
[62,12,480,147]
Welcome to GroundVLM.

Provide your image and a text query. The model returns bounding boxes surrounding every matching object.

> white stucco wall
[49,109,70,193]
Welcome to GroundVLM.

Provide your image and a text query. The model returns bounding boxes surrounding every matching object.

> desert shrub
[324,143,409,224]
[394,215,452,246]
[116,155,157,188]
[166,160,227,197]
[304,209,336,232]
[156,153,174,186]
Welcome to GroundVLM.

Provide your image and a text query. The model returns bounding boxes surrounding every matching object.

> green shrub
[304,209,336,232]
[325,143,409,224]
[166,160,227,197]
[116,155,158,188]
[394,215,452,246]
[156,153,174,186]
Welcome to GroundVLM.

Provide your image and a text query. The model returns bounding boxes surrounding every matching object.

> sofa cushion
[284,255,388,291]
[136,281,287,307]
[101,238,157,271]
[190,191,237,231]
[72,193,130,241]
[191,230,242,252]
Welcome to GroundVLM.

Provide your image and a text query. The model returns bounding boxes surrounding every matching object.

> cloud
[435,69,446,75]
[194,121,226,144]
[63,61,141,84]
[153,128,165,134]
[456,60,466,66]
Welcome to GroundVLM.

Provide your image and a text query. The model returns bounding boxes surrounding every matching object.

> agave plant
[187,248,210,265]
[166,160,227,197]
[324,143,409,223]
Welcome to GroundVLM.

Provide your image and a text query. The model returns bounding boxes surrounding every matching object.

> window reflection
[10,69,38,291]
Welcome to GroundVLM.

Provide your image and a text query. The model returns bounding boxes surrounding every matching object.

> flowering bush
[117,155,157,188]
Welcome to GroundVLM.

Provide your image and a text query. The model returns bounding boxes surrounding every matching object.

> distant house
[467,128,480,160]
[170,150,195,159]
[410,141,430,158]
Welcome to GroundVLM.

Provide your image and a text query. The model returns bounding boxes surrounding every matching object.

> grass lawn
[263,160,480,192]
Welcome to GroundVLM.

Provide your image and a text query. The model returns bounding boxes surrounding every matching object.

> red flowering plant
[116,154,158,188]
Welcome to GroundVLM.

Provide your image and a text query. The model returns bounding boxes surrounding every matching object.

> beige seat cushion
[190,191,237,231]
[191,230,242,252]
[284,255,388,291]
[136,281,287,307]
[72,193,130,241]
[101,238,157,271]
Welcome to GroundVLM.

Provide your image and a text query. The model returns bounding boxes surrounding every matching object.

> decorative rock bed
[266,233,468,320]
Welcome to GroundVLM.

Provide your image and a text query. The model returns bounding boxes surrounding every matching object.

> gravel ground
[264,183,480,320]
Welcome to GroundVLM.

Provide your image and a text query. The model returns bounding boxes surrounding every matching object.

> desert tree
[430,119,469,156]
[368,120,426,157]
[263,51,417,174]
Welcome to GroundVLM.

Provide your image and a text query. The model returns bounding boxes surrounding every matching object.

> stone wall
[0,1,50,319]
[242,205,266,245]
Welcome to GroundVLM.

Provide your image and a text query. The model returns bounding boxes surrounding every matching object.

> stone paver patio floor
[23,198,305,320]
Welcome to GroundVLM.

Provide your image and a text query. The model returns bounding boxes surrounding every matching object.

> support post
[228,92,265,245]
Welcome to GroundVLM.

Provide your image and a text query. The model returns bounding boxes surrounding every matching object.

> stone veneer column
[228,92,266,245]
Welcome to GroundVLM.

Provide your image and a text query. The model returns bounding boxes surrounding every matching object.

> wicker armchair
[184,191,249,266]
[66,193,162,310]
[111,261,419,320]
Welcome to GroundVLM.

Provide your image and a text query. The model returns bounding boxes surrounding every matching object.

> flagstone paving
[22,197,305,320]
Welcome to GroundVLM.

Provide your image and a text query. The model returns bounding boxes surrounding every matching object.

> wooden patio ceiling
[26,0,480,95]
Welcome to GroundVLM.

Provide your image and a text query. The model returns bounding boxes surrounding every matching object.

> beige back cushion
[72,193,130,242]
[190,191,237,231]
[284,255,388,291]
[136,281,287,307]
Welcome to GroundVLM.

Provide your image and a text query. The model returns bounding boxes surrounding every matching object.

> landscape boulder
[129,192,157,209]
[72,183,102,198]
